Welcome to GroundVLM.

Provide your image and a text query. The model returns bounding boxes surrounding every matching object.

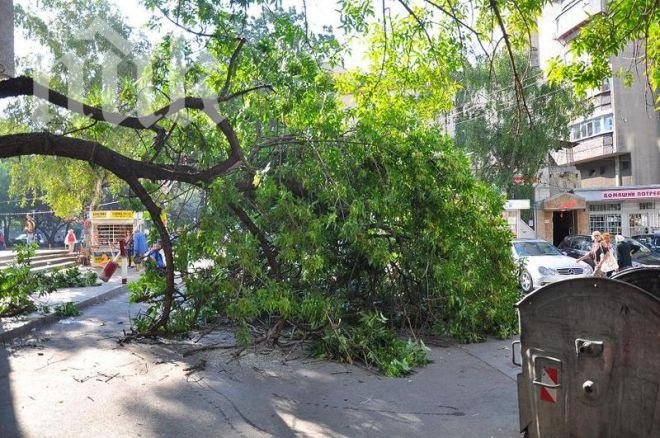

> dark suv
[632,233,660,255]
[558,235,660,268]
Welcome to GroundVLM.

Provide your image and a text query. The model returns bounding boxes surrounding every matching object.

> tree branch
[397,0,432,44]
[220,38,246,97]
[0,132,242,185]
[488,0,532,124]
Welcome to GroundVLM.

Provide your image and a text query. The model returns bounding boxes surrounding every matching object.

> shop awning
[542,192,587,211]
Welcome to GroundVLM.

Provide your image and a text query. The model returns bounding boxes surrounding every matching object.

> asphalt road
[0,292,520,437]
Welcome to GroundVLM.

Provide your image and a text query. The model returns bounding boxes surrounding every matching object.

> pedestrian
[615,235,640,271]
[132,228,148,271]
[146,240,166,273]
[594,232,618,277]
[24,214,36,244]
[0,232,5,250]
[65,229,77,253]
[578,231,602,269]
[124,230,134,267]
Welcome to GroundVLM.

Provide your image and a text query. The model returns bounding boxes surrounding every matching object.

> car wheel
[519,271,534,294]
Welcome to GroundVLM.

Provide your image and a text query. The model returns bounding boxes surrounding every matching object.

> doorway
[552,211,575,247]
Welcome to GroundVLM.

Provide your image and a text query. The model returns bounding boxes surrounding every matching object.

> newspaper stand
[514,272,660,437]
[89,210,135,267]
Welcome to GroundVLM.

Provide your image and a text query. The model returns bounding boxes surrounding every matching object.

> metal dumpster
[612,266,660,298]
[514,272,660,437]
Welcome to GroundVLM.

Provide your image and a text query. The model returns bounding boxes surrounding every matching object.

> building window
[640,202,655,210]
[590,214,621,234]
[593,118,601,134]
[569,113,614,141]
[629,213,649,236]
[604,114,613,131]
[589,203,621,212]
[601,78,611,92]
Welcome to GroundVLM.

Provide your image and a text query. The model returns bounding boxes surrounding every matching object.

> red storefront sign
[601,189,660,200]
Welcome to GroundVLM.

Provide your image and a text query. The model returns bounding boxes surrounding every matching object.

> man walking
[615,235,640,271]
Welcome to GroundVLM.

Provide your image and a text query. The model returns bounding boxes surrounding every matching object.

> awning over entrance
[542,192,587,211]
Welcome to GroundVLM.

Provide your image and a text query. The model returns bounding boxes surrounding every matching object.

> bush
[0,245,98,317]
[49,267,99,289]
[0,243,44,316]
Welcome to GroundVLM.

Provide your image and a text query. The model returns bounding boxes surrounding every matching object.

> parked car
[512,239,593,294]
[631,233,660,255]
[11,233,46,246]
[558,234,660,268]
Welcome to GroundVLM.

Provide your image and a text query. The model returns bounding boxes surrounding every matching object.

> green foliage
[547,0,659,98]
[454,52,590,194]
[315,312,429,377]
[0,243,42,316]
[1,0,546,375]
[120,6,520,375]
[54,302,81,317]
[49,267,99,289]
[0,245,98,317]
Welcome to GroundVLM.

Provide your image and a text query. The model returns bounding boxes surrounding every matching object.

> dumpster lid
[515,277,659,308]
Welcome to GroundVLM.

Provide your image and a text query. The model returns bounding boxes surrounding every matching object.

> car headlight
[538,266,557,276]
[582,264,593,274]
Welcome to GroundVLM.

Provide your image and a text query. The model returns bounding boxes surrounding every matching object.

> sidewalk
[0,290,521,437]
[0,267,141,342]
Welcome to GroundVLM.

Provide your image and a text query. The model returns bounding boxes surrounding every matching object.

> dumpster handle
[512,340,521,367]
[532,380,560,389]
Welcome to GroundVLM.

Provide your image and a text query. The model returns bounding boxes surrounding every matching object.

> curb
[0,284,128,343]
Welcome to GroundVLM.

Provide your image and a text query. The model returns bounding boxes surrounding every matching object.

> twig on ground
[182,343,238,357]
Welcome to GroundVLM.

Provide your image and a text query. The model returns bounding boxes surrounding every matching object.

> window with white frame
[589,203,621,212]
[630,213,645,235]
[589,214,621,234]
[570,113,614,141]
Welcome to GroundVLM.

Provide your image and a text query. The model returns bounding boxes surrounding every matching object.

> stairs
[0,250,79,272]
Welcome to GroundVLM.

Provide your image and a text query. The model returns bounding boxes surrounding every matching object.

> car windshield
[514,241,562,257]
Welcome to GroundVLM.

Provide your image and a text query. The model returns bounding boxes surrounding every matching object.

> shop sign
[601,189,660,200]
[543,193,586,211]
[504,199,531,210]
[91,210,135,220]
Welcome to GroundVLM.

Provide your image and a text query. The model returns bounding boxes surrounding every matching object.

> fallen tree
[1,0,522,376]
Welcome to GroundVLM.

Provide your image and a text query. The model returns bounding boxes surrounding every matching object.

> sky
[4,0,375,116]
[12,0,370,70]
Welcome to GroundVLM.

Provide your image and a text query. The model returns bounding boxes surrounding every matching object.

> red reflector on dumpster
[539,367,559,403]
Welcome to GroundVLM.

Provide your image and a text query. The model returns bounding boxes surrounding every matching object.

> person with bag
[594,232,618,277]
[65,229,77,253]
[578,231,602,269]
[24,214,36,244]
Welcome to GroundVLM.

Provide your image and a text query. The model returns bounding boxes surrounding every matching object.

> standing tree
[452,52,589,194]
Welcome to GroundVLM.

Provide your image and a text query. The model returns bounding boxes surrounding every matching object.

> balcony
[553,133,615,165]
[555,0,606,41]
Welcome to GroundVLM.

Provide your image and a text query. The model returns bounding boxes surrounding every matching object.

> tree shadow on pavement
[0,347,21,437]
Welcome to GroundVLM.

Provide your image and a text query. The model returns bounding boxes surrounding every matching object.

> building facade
[533,0,659,245]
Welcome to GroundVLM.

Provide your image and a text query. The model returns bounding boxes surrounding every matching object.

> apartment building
[532,0,660,245]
